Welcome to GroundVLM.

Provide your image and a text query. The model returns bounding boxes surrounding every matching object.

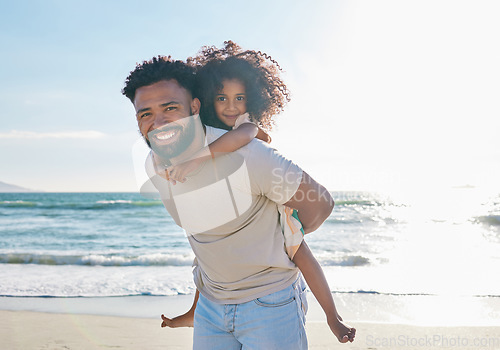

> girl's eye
[236,96,246,101]
[216,96,226,102]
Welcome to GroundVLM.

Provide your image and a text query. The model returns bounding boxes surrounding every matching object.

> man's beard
[145,114,203,167]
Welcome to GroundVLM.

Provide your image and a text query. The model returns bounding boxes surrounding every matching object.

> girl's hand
[327,315,356,343]
[167,157,204,184]
[152,152,170,182]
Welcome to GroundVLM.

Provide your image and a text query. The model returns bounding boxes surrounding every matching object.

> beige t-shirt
[147,126,303,304]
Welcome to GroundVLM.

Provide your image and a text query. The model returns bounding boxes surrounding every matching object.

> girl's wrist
[192,146,212,161]
[326,311,340,322]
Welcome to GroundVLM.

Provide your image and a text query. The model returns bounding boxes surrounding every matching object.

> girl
[159,41,355,343]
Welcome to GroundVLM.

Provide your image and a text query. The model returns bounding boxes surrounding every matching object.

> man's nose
[153,113,176,129]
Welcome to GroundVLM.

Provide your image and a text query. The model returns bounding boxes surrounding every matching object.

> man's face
[134,80,201,160]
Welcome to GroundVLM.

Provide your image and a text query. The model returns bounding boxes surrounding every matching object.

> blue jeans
[193,277,308,350]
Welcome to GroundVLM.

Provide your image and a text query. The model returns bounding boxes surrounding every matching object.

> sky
[1,0,499,193]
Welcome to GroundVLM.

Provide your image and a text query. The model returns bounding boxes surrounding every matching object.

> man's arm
[283,171,334,234]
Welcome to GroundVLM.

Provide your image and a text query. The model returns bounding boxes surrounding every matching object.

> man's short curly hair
[122,56,196,103]
[188,41,290,131]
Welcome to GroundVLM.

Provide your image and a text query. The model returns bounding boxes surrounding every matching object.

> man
[123,56,334,349]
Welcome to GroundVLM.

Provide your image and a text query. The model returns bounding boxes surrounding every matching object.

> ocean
[1,190,499,324]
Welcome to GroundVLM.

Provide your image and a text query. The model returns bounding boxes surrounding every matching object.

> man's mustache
[146,114,204,167]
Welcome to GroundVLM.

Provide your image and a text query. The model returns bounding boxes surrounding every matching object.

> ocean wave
[325,217,376,225]
[335,200,379,206]
[0,290,444,298]
[0,252,370,268]
[334,290,437,296]
[0,253,194,266]
[0,200,37,207]
[79,200,163,209]
[319,255,370,267]
[0,200,163,210]
[96,200,134,204]
[94,200,162,206]
[0,264,195,297]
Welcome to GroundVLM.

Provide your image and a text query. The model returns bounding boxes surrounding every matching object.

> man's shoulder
[206,125,227,142]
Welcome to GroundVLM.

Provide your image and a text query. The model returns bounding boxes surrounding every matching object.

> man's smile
[151,128,182,145]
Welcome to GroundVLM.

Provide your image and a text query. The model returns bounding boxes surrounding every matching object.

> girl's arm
[208,122,259,156]
[167,123,265,183]
[292,242,356,343]
[210,122,270,147]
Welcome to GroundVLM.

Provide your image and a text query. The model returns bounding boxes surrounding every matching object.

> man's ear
[191,98,201,115]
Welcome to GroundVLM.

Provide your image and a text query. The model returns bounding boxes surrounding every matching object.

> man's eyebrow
[160,101,180,107]
[136,107,150,116]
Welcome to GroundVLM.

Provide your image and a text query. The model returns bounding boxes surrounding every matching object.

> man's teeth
[157,131,177,140]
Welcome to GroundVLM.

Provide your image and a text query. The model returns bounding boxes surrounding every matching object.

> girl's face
[214,79,247,127]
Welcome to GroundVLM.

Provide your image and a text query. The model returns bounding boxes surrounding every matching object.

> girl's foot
[161,312,194,328]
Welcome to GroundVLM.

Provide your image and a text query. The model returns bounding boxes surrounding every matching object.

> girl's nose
[227,100,237,111]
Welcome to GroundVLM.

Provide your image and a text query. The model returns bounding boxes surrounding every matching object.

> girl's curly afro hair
[188,41,290,131]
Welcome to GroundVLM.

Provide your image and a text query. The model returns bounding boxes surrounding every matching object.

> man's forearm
[297,190,334,234]
[284,171,334,234]
[300,209,332,234]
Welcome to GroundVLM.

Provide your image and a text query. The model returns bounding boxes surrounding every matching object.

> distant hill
[0,181,38,192]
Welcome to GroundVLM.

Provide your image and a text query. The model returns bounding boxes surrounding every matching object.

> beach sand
[1,293,499,349]
[2,310,499,350]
